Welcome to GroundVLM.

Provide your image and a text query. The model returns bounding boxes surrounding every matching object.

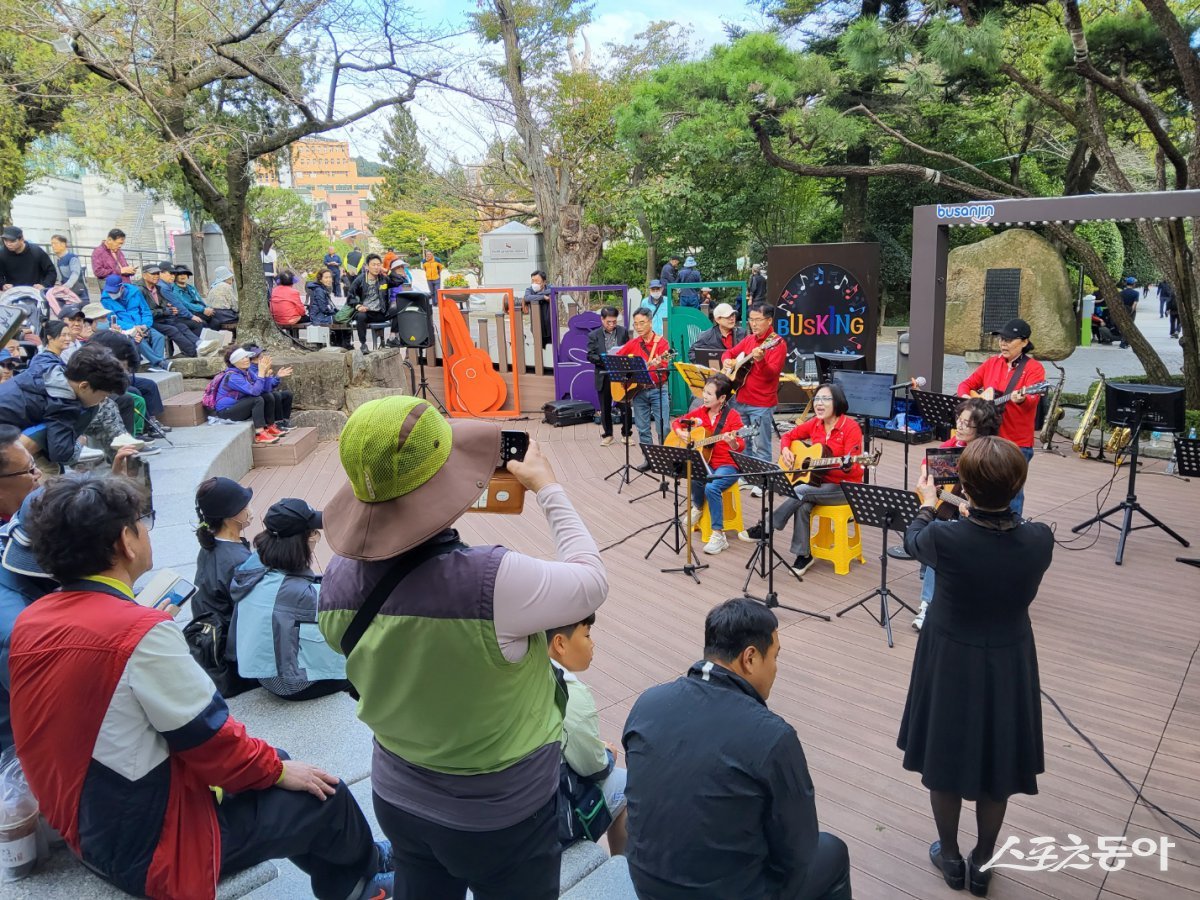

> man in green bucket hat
[319,396,608,899]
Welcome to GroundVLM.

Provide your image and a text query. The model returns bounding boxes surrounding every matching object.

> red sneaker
[255,431,280,445]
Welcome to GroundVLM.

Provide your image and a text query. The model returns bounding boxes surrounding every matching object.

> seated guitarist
[739,382,862,576]
[670,374,745,556]
[957,318,1045,515]
[618,309,671,458]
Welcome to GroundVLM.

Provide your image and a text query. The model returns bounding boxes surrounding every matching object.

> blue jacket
[677,266,702,306]
[101,283,155,330]
[0,363,95,464]
[169,282,207,317]
[228,552,345,694]
[306,281,337,325]
[0,559,56,751]
[213,366,279,412]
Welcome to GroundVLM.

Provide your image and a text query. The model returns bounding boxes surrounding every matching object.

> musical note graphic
[836,275,849,290]
[797,274,809,292]
[848,305,867,315]
[815,267,825,285]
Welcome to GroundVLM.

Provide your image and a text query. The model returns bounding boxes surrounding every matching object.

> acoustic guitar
[969,380,1052,409]
[610,349,677,403]
[721,334,783,391]
[665,424,757,463]
[440,301,507,415]
[778,441,883,486]
[928,484,969,520]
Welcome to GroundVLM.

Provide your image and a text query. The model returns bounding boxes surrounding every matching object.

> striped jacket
[9,581,282,899]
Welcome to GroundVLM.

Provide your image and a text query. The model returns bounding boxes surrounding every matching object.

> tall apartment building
[257,136,384,237]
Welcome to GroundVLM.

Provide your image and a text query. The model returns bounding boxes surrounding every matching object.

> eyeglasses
[955,418,977,430]
[137,511,157,532]
[747,316,768,323]
[813,395,833,404]
[0,462,37,479]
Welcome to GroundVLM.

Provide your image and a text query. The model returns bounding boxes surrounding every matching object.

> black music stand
[602,355,653,493]
[836,483,921,648]
[640,443,709,583]
[1070,410,1189,565]
[912,389,959,439]
[1173,437,1200,569]
[732,452,830,622]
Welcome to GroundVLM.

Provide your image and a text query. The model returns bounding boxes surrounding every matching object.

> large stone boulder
[345,386,406,413]
[945,229,1076,360]
[272,352,348,410]
[170,355,225,378]
[291,409,349,441]
[347,347,412,390]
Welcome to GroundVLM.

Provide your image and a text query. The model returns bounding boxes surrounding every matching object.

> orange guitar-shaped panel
[439,300,508,416]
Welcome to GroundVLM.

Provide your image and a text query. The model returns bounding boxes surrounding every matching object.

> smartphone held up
[468,430,529,515]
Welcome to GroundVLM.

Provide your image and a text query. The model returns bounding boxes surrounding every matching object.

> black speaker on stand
[393,291,447,415]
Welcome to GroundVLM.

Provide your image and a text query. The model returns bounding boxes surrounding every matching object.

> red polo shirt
[618,333,670,386]
[721,331,787,408]
[671,405,746,469]
[780,415,864,485]
[957,354,1046,448]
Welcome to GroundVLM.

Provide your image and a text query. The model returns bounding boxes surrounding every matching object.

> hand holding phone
[506,439,555,493]
[500,430,529,465]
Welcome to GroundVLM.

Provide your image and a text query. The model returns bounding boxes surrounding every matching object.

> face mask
[94,318,110,331]
[530,283,541,292]
[650,291,663,299]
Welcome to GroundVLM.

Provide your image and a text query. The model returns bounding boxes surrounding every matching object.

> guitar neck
[938,489,969,510]
[809,452,869,469]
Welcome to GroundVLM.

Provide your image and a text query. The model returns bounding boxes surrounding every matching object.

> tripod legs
[414,357,448,415]
[837,524,915,647]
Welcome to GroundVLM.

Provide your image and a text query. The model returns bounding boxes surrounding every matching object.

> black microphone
[889,376,927,391]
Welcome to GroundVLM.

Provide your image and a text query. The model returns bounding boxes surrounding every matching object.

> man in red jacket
[957,318,1045,514]
[721,302,788,469]
[9,475,393,900]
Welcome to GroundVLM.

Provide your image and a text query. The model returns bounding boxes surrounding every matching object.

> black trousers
[112,392,137,434]
[794,832,853,900]
[130,376,164,417]
[222,390,292,428]
[354,309,392,343]
[597,378,632,438]
[155,316,201,356]
[218,779,379,900]
[373,792,561,900]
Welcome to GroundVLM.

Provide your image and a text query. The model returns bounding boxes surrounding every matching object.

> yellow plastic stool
[693,483,745,543]
[809,503,865,575]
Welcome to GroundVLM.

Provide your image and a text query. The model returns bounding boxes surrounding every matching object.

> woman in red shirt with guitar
[739,382,866,576]
[668,374,747,556]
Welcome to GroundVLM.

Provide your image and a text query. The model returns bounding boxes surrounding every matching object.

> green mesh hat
[324,396,502,560]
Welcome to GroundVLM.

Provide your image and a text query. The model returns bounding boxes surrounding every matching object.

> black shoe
[738,524,765,543]
[148,417,172,433]
[967,850,993,897]
[791,554,815,576]
[635,461,651,473]
[930,841,965,890]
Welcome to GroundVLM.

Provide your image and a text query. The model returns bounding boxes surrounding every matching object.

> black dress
[897,506,1053,800]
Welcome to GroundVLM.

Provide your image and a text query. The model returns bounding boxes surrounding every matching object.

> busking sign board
[766,243,881,369]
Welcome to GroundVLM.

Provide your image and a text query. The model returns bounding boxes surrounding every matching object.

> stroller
[0,286,47,339]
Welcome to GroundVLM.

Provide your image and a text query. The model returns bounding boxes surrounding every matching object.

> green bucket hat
[324,396,502,560]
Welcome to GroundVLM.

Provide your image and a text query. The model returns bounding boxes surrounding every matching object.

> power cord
[1040,456,1123,552]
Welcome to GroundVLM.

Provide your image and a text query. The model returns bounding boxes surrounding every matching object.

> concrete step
[251,426,317,467]
[159,390,207,428]
[139,369,184,400]
[560,857,637,899]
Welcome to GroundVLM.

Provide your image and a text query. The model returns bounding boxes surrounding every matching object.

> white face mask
[650,291,663,299]
[530,283,541,292]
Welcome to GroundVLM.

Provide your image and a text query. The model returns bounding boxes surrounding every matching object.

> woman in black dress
[898,436,1053,896]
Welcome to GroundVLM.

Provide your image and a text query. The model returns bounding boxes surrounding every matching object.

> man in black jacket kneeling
[622,598,851,900]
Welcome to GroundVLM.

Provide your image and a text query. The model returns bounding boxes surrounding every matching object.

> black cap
[59,304,85,320]
[1,226,22,241]
[173,264,193,276]
[143,264,162,275]
[196,477,253,521]
[264,498,323,537]
[157,261,174,273]
[992,318,1031,340]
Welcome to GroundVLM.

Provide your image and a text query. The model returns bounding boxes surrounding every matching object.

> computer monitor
[1104,382,1185,432]
[831,369,895,419]
[814,351,866,384]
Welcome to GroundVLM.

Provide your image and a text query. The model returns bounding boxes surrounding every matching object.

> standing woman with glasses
[738,382,863,576]
[911,398,998,630]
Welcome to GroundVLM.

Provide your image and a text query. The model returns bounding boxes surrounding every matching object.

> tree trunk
[0,195,12,227]
[191,229,209,293]
[841,144,870,242]
[637,210,656,285]
[214,205,282,350]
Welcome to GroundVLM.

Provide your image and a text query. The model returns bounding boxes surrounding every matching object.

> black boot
[929,841,965,890]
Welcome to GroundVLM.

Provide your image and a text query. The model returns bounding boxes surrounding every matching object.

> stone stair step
[250,427,318,467]
[560,857,638,899]
[159,390,207,428]
[138,369,184,401]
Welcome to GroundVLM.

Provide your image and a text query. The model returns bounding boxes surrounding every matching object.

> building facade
[257,136,383,236]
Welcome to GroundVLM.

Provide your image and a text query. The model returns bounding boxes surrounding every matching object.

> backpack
[333,303,356,325]
[202,370,229,411]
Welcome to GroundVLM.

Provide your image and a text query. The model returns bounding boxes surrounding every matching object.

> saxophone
[1073,368,1107,457]
[1039,360,1066,450]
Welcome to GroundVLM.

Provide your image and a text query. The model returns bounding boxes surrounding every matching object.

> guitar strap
[998,355,1030,423]
[714,403,730,436]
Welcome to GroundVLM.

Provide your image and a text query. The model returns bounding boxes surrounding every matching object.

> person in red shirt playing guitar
[618,308,672,466]
[739,382,864,576]
[669,374,746,556]
[956,318,1046,515]
[721,303,788,467]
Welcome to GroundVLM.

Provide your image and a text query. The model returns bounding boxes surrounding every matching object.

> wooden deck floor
[242,423,1200,900]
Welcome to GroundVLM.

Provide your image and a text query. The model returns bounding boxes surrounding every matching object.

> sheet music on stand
[1171,437,1200,569]
[911,389,960,434]
[674,361,717,400]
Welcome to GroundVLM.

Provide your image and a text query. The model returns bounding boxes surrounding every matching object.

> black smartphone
[925,447,964,486]
[500,430,529,465]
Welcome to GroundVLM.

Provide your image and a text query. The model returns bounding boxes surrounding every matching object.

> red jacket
[671,405,745,470]
[957,354,1046,448]
[10,583,282,899]
[780,415,864,485]
[618,333,670,386]
[721,331,787,408]
[270,285,307,325]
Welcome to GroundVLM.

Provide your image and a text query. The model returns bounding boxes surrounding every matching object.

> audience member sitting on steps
[0,343,129,468]
[547,613,629,855]
[206,266,240,322]
[270,271,310,326]
[99,273,172,371]
[29,320,72,374]
[317,396,608,900]
[230,498,349,701]
[210,347,292,444]
[623,598,852,900]
[88,329,171,440]
[186,477,257,697]
[8,474,395,900]
[307,269,338,325]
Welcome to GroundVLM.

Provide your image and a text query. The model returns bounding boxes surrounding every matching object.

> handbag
[183,615,257,697]
[556,759,614,846]
[333,304,356,325]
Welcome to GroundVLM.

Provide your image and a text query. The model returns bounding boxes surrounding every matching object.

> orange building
[256,137,384,237]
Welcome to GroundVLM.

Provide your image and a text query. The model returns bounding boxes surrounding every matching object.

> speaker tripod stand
[413,349,448,415]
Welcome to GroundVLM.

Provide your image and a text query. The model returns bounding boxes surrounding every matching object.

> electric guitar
[778,442,882,486]
[665,424,757,463]
[610,348,676,403]
[969,380,1053,409]
[722,334,783,391]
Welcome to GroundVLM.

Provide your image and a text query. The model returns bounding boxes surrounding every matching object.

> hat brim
[323,419,502,560]
[1,531,50,580]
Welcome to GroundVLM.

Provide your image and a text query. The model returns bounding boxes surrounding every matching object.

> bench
[158,390,207,427]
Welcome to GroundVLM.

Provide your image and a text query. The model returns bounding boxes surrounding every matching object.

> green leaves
[375,206,478,259]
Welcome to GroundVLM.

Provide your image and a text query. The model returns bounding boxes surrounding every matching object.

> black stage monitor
[1104,382,1185,433]
[831,369,895,419]
[814,351,865,384]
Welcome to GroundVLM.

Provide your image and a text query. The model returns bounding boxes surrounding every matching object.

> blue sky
[333,0,772,164]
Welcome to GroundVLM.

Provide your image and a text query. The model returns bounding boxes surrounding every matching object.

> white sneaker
[750,485,763,497]
[703,532,729,555]
[689,507,705,528]
[912,601,928,631]
[600,435,614,447]
[75,446,105,463]
[110,433,146,451]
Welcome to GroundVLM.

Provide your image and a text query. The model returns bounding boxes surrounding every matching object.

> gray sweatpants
[772,482,847,558]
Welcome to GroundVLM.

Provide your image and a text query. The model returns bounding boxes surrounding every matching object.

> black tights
[929,790,1008,864]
